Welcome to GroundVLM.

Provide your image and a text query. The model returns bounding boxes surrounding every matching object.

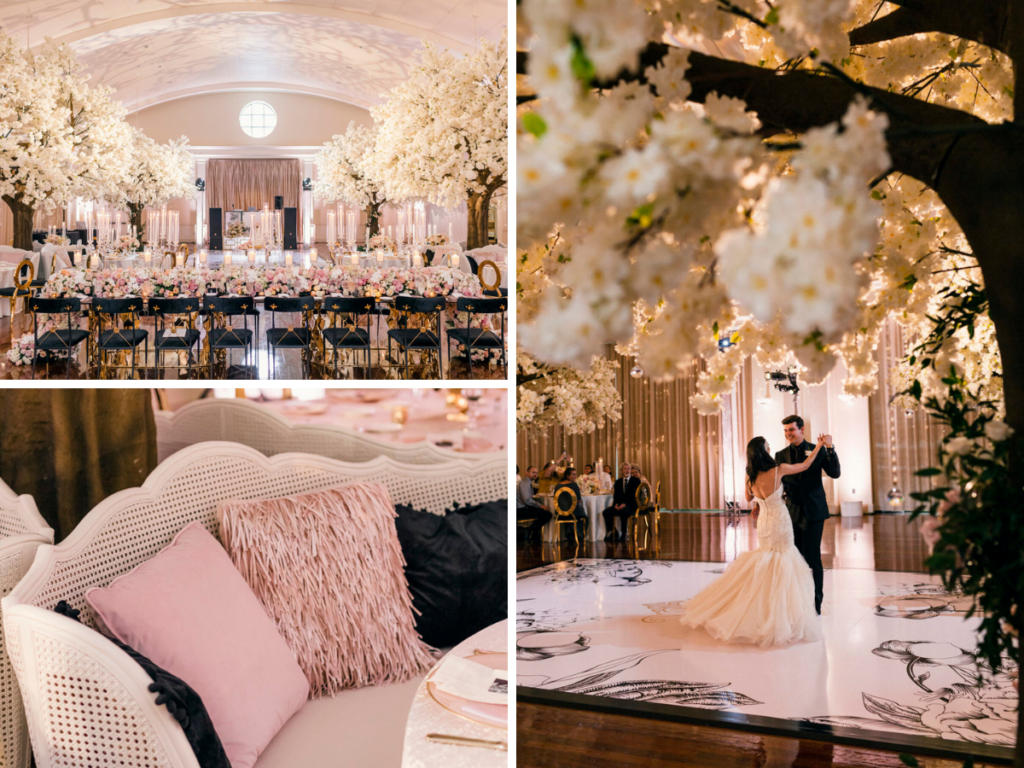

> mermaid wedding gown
[680,468,822,647]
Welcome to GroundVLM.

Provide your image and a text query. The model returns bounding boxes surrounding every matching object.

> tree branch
[521,44,991,186]
[848,0,1009,52]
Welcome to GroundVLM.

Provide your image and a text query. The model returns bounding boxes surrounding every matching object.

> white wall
[130,91,372,146]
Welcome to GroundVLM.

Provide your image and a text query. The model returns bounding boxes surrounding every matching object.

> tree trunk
[3,195,35,251]
[366,201,383,237]
[466,190,493,251]
[128,203,145,247]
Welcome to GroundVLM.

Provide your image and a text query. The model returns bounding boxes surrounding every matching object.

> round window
[239,101,277,138]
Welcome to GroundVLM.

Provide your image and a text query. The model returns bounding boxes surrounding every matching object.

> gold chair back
[553,486,579,518]
[13,259,34,291]
[478,259,501,292]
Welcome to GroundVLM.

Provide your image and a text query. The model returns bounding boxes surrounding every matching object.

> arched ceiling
[0,1,506,111]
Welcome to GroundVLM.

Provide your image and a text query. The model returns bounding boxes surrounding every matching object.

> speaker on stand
[209,208,223,250]
[283,207,298,250]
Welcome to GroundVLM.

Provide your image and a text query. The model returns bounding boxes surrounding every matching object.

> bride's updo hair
[746,436,778,483]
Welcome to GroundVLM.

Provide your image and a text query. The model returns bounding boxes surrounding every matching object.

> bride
[679,435,826,647]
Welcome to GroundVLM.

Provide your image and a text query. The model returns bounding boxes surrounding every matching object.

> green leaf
[871,189,886,200]
[570,35,596,85]
[915,467,943,477]
[522,112,547,138]
[911,380,922,399]
[764,7,779,24]
[898,755,920,768]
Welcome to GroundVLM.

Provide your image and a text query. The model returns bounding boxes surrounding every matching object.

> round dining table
[401,619,507,768]
[255,389,508,453]
[537,492,616,541]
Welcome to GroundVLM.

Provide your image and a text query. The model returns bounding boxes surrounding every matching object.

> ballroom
[0,1,508,380]
[515,0,1020,764]
[0,386,509,767]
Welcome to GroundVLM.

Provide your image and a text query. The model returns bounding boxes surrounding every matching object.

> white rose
[945,436,975,456]
[984,420,1014,442]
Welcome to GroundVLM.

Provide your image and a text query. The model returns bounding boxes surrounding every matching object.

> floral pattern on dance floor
[517,559,1017,749]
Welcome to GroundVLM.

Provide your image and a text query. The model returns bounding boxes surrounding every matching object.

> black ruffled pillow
[54,601,230,768]
[394,500,507,648]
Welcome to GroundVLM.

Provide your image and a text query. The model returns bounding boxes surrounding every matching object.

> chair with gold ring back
[0,259,36,338]
[553,485,582,546]
[627,480,657,546]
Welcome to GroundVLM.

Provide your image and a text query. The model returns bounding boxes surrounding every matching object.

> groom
[775,415,840,615]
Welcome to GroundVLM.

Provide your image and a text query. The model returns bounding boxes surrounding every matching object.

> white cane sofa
[0,479,53,768]
[154,397,496,465]
[3,442,506,768]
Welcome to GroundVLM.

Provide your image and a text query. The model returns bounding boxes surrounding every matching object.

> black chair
[447,296,507,378]
[465,254,479,275]
[27,297,90,379]
[265,295,315,379]
[204,295,255,379]
[321,296,375,380]
[0,259,34,334]
[93,297,148,379]
[387,296,446,379]
[150,297,201,379]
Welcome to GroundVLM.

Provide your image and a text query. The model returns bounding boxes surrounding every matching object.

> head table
[16,263,503,378]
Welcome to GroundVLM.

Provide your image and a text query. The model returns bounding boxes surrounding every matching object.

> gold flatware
[426,733,508,751]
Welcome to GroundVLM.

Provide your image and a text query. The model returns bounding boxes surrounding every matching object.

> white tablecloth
[539,493,616,541]
[401,620,507,768]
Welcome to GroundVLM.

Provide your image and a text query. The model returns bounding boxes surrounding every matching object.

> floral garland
[225,222,248,238]
[426,233,450,247]
[43,265,482,300]
[517,352,623,435]
[44,234,69,246]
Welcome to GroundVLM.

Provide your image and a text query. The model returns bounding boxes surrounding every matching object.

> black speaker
[274,196,284,210]
[209,208,223,250]
[283,207,297,250]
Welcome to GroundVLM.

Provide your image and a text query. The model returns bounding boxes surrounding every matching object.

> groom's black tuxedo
[776,441,841,524]
[775,440,840,614]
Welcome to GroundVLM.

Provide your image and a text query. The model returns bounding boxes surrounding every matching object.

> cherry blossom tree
[313,121,386,237]
[518,1,1023,759]
[370,32,507,250]
[0,32,131,249]
[112,129,195,244]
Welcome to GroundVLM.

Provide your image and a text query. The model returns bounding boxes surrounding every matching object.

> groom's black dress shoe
[603,531,616,542]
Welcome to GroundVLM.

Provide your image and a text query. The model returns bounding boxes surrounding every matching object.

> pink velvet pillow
[217,482,435,697]
[86,522,308,768]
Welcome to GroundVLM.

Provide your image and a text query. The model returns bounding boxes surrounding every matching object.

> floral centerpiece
[6,334,36,366]
[44,234,70,246]
[369,234,396,251]
[226,222,248,239]
[426,233,450,247]
[117,234,140,254]
[578,475,602,496]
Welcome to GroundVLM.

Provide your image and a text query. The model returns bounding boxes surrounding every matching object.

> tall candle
[449,222,453,241]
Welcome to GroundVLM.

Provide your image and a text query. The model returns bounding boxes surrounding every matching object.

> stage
[517,558,1016,763]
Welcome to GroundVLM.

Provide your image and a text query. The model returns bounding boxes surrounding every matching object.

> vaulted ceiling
[0,1,506,110]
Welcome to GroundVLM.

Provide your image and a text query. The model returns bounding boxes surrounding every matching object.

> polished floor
[516,512,1015,766]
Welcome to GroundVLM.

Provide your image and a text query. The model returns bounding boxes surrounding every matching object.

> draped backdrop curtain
[0,390,158,541]
[207,159,301,213]
[868,318,947,511]
[517,348,724,510]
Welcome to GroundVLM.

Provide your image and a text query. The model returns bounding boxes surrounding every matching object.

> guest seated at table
[537,452,570,494]
[517,466,551,544]
[604,462,640,542]
[553,466,588,540]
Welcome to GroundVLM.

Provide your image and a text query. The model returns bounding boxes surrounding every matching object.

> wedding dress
[680,468,822,647]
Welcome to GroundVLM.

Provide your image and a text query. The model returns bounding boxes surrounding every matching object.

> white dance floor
[517,559,1016,757]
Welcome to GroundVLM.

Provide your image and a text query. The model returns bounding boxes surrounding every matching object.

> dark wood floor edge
[516,687,1015,766]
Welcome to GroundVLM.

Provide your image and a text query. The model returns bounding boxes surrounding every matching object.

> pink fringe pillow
[217,482,435,696]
